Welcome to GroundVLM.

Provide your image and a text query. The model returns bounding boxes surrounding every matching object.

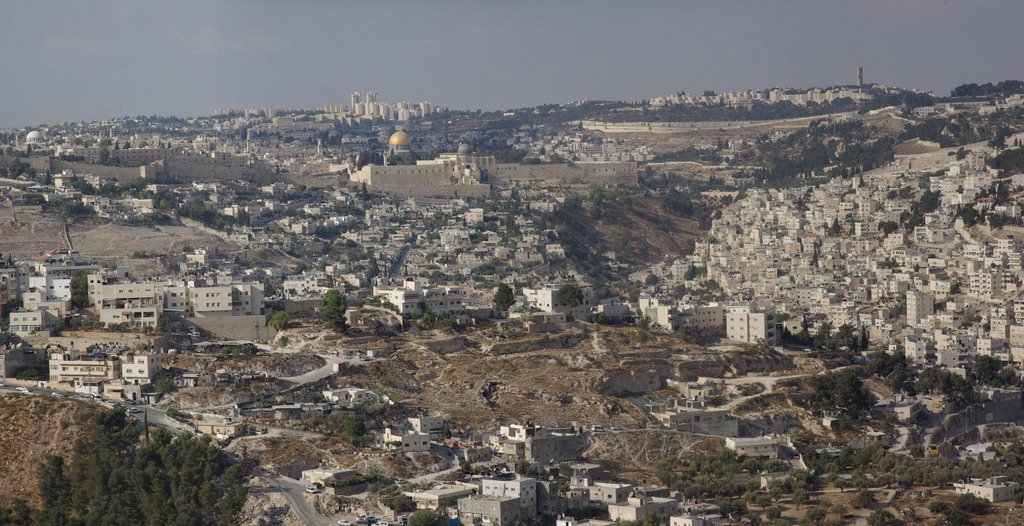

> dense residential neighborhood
[6,2,1024,524]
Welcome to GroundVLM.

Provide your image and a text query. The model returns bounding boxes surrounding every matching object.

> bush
[13,366,47,381]
[152,369,177,394]
[381,495,416,513]
[853,489,876,509]
[269,311,290,331]
[866,509,896,526]
[953,493,989,514]
[407,510,446,526]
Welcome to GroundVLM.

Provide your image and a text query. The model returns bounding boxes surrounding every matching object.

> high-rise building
[351,92,362,107]
[906,290,934,327]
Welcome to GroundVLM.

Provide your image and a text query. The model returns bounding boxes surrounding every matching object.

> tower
[857,65,864,89]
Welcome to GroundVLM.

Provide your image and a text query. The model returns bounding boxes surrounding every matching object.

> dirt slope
[0,394,100,507]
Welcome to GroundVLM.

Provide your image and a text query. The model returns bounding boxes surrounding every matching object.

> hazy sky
[2,0,1023,128]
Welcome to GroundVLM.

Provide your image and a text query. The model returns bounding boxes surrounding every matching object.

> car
[128,407,143,414]
[394,478,407,485]
[304,484,321,494]
[15,387,29,393]
[338,522,353,526]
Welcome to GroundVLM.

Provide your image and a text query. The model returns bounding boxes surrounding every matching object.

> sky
[2,0,1023,128]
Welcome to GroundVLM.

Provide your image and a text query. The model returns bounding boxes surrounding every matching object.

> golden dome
[387,130,411,146]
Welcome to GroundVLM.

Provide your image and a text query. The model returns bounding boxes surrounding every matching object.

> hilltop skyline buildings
[4,1,1024,127]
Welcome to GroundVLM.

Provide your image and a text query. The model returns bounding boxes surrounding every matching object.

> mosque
[350,130,637,198]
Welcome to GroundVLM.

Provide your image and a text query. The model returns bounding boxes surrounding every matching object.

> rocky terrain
[159,382,288,410]
[315,326,795,432]
[239,477,307,526]
[165,352,326,379]
[228,434,445,480]
[584,430,718,484]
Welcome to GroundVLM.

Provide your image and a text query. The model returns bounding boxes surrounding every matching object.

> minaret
[857,65,864,90]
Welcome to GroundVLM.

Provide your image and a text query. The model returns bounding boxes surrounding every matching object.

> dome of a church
[387,130,411,146]
[457,143,471,154]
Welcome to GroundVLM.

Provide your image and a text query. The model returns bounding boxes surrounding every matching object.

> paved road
[389,239,414,278]
[719,365,854,410]
[282,355,345,385]
[260,470,328,526]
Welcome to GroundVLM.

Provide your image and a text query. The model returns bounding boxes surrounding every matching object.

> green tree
[34,408,248,525]
[156,314,171,334]
[407,510,446,526]
[493,283,515,312]
[268,311,290,331]
[953,493,989,514]
[556,284,584,307]
[381,496,416,514]
[323,289,349,333]
[70,270,89,309]
[828,217,841,236]
[853,489,876,509]
[35,455,70,526]
[866,510,895,526]
[342,415,365,439]
[152,369,177,394]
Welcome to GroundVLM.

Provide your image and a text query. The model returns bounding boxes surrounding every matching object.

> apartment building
[906,290,935,327]
[970,269,1003,298]
[373,278,465,315]
[607,496,678,522]
[49,349,121,385]
[163,283,264,317]
[522,283,594,319]
[481,478,537,518]
[94,281,162,329]
[8,309,58,335]
[725,305,777,345]
[120,354,162,385]
[383,427,431,453]
[458,495,523,526]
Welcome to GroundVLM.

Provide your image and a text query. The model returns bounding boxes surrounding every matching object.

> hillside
[551,196,704,279]
[0,394,100,507]
[279,325,795,433]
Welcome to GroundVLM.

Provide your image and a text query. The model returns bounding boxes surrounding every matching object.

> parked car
[15,387,29,393]
[305,484,321,494]
[338,521,353,526]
